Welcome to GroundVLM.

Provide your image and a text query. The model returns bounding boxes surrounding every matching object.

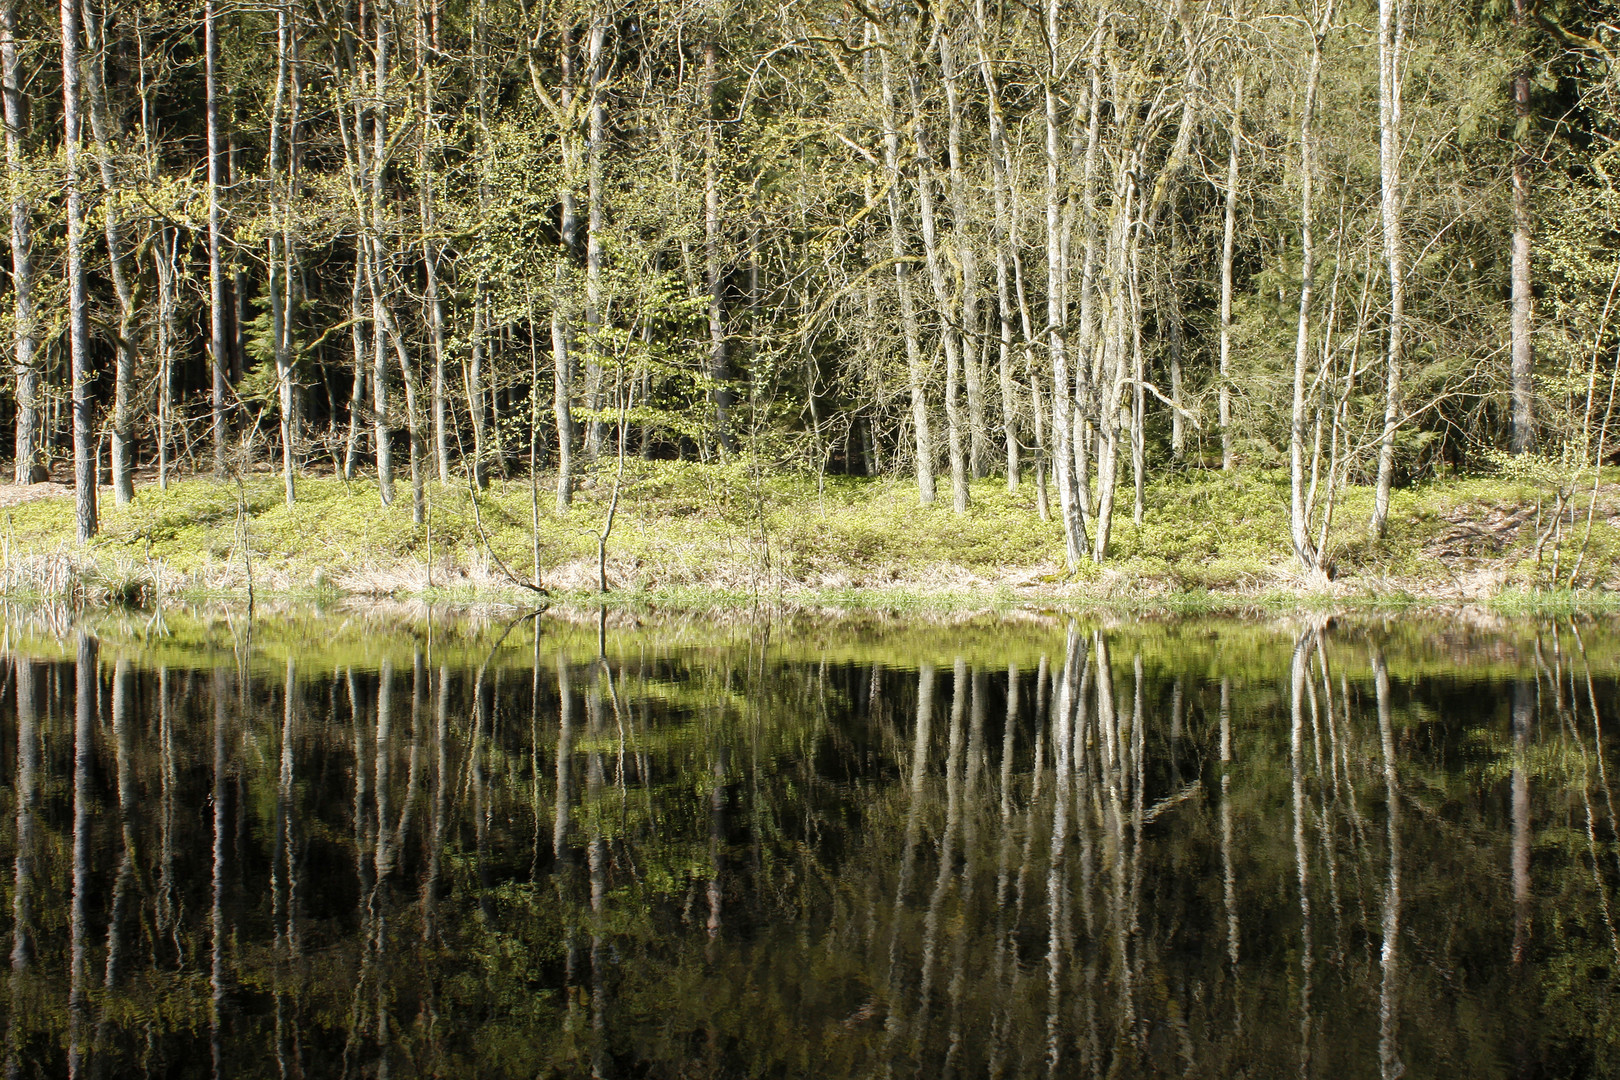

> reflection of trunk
[69,635,96,1078]
[273,658,299,1075]
[211,669,229,1080]
[944,665,987,1071]
[473,668,492,920]
[707,745,729,942]
[1373,651,1403,1080]
[1290,632,1315,1075]
[7,661,37,1078]
[98,659,136,1053]
[915,659,968,1038]
[882,662,934,1055]
[158,669,178,955]
[1219,676,1241,1030]
[986,663,1019,1076]
[1045,631,1082,1075]
[425,665,449,945]
[586,682,608,1080]
[1512,680,1532,964]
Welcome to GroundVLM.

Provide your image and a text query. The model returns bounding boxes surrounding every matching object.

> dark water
[1,609,1619,1078]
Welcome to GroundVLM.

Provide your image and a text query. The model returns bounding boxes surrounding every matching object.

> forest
[3,0,1620,572]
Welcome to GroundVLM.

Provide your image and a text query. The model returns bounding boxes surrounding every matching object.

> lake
[0,607,1616,1078]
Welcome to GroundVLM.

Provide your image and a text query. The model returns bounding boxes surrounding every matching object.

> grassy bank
[0,460,1616,610]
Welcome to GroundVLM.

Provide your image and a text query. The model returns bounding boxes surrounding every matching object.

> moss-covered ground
[0,460,1616,609]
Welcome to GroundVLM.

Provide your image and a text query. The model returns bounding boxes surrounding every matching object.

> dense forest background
[3,0,1619,566]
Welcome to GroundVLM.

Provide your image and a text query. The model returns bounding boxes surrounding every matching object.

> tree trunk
[344,254,368,480]
[877,29,934,505]
[1167,214,1185,462]
[206,0,228,478]
[84,0,137,504]
[62,0,95,538]
[468,290,489,489]
[1045,0,1083,565]
[370,0,394,506]
[1509,0,1533,453]
[1371,0,1405,537]
[268,0,296,506]
[1073,39,1103,519]
[583,18,607,461]
[419,2,450,485]
[940,29,985,479]
[704,42,734,454]
[1219,73,1243,471]
[551,23,579,512]
[906,36,969,513]
[1290,5,1334,574]
[154,231,178,489]
[2,0,40,484]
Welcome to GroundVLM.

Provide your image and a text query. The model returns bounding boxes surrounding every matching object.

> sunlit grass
[0,459,1614,608]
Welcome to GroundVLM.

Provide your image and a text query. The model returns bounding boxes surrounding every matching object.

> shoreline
[0,464,1614,615]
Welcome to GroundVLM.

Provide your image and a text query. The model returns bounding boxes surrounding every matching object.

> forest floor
[0,460,1615,611]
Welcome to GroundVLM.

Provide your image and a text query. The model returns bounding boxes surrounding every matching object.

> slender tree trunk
[1511,679,1532,963]
[583,17,607,461]
[551,23,579,512]
[1371,0,1405,536]
[2,0,40,484]
[207,0,228,478]
[877,29,934,504]
[1129,229,1146,525]
[1074,40,1104,518]
[62,0,95,538]
[1219,73,1243,471]
[1290,5,1333,574]
[419,0,450,485]
[1045,0,1083,565]
[84,0,137,504]
[965,6,1019,488]
[1509,0,1534,454]
[267,0,296,506]
[345,254,368,480]
[704,42,733,454]
[940,28,984,479]
[154,231,177,488]
[370,0,395,505]
[468,291,489,489]
[1167,214,1185,462]
[906,36,969,513]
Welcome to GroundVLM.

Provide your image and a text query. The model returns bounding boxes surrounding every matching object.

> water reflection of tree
[1,621,1619,1075]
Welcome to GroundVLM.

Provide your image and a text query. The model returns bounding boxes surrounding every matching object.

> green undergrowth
[0,459,1614,608]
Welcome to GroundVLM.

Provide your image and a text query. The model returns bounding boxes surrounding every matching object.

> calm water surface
[0,610,1618,1078]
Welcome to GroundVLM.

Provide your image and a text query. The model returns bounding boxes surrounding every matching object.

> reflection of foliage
[4,618,1620,1076]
